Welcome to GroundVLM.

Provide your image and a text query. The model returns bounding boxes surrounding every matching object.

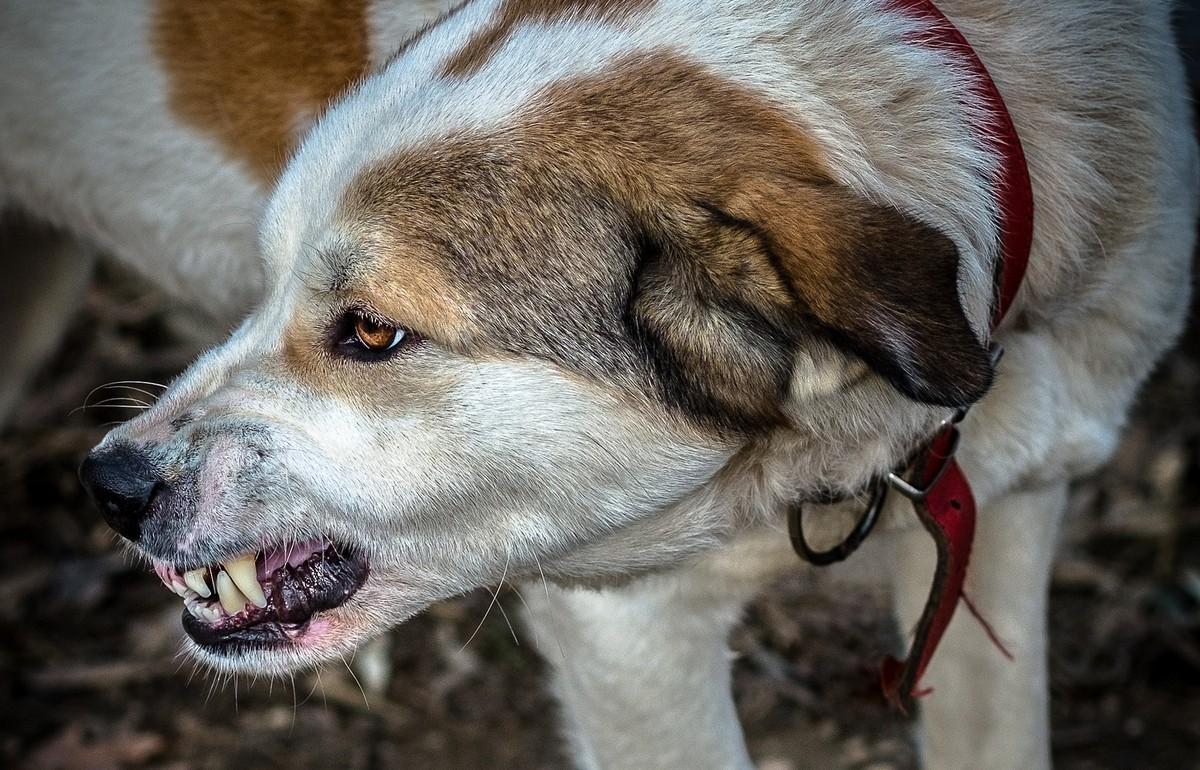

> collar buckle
[886,424,961,502]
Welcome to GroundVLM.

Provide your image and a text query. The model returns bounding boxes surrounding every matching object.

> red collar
[880,0,1033,711]
[789,0,1034,713]
[892,0,1034,326]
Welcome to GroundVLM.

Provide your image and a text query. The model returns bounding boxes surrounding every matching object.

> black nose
[79,444,160,542]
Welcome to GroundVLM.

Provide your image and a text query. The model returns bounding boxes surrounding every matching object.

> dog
[7,0,1194,767]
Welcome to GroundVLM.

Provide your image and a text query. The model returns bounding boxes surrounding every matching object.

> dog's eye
[354,316,405,352]
[333,311,415,360]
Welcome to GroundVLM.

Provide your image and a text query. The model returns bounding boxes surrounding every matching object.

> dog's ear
[720,175,995,408]
[626,220,802,432]
[627,174,994,429]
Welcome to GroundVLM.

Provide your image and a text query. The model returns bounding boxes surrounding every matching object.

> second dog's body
[0,0,451,417]
[6,1,1196,768]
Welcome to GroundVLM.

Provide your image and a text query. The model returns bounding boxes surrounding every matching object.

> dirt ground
[4,14,1200,770]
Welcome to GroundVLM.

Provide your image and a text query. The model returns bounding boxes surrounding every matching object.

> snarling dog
[68,0,1200,767]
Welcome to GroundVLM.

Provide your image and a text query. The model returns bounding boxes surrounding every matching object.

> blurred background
[2,6,1199,770]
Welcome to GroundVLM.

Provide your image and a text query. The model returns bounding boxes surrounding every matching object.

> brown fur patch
[153,0,371,184]
[326,52,990,431]
[439,0,652,79]
[523,54,991,409]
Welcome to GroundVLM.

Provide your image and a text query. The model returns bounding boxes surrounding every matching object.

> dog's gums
[153,539,368,653]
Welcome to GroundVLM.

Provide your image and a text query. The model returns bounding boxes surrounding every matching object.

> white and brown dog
[4,1,1196,768]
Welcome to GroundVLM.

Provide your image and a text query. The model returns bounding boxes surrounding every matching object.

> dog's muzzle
[80,442,369,654]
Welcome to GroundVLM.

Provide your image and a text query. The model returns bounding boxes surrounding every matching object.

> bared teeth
[184,595,222,624]
[158,552,272,624]
[155,564,191,598]
[223,553,267,608]
[184,568,211,598]
[215,570,248,615]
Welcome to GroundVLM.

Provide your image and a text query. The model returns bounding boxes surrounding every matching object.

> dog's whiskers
[204,668,220,705]
[78,380,166,413]
[494,585,520,647]
[71,384,160,419]
[342,655,371,711]
[105,385,163,402]
[73,396,153,412]
[535,554,567,662]
[314,667,328,713]
[459,546,511,653]
[508,582,541,652]
[186,658,202,689]
[298,671,320,708]
[289,672,298,733]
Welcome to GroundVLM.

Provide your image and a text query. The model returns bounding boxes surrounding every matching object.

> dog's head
[81,7,994,675]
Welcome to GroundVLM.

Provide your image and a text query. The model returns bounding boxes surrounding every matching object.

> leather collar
[789,0,1034,712]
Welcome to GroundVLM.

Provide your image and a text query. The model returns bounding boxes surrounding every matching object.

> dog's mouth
[153,539,369,653]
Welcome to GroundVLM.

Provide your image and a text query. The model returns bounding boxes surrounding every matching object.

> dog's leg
[524,569,760,770]
[890,481,1066,770]
[0,216,96,428]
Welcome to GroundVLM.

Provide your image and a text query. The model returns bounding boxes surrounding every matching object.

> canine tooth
[224,554,267,608]
[216,570,248,615]
[184,568,212,598]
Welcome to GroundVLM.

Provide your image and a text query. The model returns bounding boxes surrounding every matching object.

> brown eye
[353,316,405,352]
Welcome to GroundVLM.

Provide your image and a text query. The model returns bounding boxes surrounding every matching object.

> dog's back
[950,0,1196,307]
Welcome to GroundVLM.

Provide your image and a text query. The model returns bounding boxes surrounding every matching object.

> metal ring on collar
[787,477,890,566]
